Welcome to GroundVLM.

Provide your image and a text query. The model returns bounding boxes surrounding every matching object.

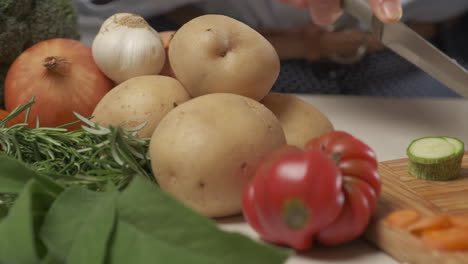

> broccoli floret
[29,0,80,45]
[0,0,80,64]
[0,14,30,64]
[0,0,80,108]
[0,0,33,19]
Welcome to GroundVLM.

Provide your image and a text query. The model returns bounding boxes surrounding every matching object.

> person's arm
[277,0,402,25]
[74,0,201,19]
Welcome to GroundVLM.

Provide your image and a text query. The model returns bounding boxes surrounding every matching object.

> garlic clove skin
[92,13,166,84]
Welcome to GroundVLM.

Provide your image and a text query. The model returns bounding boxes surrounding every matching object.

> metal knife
[342,0,468,98]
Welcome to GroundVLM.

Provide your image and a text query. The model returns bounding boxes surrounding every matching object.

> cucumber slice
[443,136,464,156]
[407,136,464,181]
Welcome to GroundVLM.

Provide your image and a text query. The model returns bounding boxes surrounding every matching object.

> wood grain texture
[364,151,468,264]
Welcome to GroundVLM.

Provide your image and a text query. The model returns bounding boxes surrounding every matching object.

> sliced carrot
[385,209,421,228]
[409,215,453,236]
[450,214,468,229]
[421,227,468,251]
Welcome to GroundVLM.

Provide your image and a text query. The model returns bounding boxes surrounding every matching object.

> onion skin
[0,110,22,127]
[5,38,114,130]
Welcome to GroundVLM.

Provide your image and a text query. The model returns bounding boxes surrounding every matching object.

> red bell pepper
[242,131,381,251]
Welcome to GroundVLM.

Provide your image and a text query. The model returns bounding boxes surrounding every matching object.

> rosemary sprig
[0,98,153,191]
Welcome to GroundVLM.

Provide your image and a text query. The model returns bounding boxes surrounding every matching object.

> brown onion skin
[0,109,22,127]
[5,38,114,130]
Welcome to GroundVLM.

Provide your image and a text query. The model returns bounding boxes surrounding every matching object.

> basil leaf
[109,220,215,264]
[0,204,7,219]
[0,155,63,196]
[0,155,39,193]
[38,253,62,264]
[0,179,56,264]
[40,187,118,264]
[108,176,290,264]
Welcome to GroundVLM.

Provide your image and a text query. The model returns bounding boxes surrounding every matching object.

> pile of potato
[92,14,334,218]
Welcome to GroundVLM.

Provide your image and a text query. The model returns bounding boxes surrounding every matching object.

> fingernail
[313,10,343,26]
[381,1,402,21]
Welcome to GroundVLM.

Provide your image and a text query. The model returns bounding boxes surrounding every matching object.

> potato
[150,93,286,217]
[168,15,280,101]
[91,75,190,138]
[261,93,334,148]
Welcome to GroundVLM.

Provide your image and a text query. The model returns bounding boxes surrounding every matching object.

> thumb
[307,0,343,26]
[368,0,402,23]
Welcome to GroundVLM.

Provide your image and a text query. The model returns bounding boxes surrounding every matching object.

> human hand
[278,0,402,26]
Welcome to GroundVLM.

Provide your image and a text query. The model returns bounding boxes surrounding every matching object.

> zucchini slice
[407,136,464,181]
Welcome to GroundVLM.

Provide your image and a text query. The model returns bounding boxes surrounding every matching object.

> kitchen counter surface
[218,94,468,264]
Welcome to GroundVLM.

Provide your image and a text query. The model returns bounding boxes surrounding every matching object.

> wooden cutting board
[364,151,468,264]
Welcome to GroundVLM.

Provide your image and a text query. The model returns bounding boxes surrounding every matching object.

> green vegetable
[0,154,57,194]
[0,203,7,219]
[0,179,59,263]
[108,176,289,264]
[41,187,118,264]
[0,158,291,264]
[0,153,64,211]
[407,136,465,181]
[0,0,80,108]
[0,0,80,64]
[0,154,38,193]
[0,98,153,191]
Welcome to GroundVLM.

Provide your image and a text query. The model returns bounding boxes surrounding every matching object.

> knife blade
[342,0,468,98]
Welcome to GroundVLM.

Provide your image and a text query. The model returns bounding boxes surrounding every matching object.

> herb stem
[0,101,153,192]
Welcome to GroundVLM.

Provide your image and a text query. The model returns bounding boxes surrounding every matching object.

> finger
[307,0,343,26]
[368,0,402,23]
[278,0,309,9]
[292,0,309,9]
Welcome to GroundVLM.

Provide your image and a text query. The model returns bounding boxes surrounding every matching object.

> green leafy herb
[41,187,118,264]
[108,176,290,264]
[0,98,153,191]
[0,203,7,219]
[38,253,61,264]
[0,193,17,208]
[0,154,40,194]
[0,154,63,196]
[0,179,57,264]
[34,176,290,264]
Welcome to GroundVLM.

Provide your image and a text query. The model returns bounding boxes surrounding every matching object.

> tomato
[242,131,381,250]
[306,131,381,246]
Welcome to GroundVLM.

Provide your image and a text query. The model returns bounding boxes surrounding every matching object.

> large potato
[168,15,280,101]
[92,75,190,138]
[261,93,334,148]
[150,93,286,217]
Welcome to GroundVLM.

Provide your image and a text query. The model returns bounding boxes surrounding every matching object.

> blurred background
[74,0,468,98]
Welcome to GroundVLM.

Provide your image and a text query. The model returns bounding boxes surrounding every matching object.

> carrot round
[421,227,468,251]
[409,215,453,236]
[450,214,468,229]
[385,209,421,228]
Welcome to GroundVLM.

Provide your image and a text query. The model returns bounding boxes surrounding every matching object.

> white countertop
[217,95,468,264]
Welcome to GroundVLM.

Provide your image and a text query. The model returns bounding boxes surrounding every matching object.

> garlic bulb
[92,13,166,84]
